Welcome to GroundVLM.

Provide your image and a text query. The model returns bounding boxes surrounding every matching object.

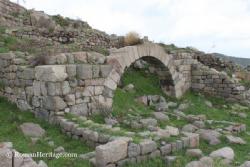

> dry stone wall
[191,63,246,103]
[0,43,250,122]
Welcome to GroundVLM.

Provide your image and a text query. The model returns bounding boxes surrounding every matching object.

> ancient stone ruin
[1,0,250,166]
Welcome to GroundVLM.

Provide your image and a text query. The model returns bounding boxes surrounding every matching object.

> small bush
[124,31,141,46]
[52,15,70,27]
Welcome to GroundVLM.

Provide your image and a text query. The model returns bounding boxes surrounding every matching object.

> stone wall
[192,53,238,74]
[191,63,246,102]
[1,44,249,123]
[94,133,199,167]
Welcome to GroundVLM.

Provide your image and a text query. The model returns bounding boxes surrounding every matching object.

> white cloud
[11,0,250,58]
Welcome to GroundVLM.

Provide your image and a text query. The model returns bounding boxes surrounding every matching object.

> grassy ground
[112,68,167,119]
[0,97,93,167]
[112,68,250,166]
[1,67,250,166]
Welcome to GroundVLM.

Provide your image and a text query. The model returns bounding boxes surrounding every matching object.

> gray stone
[105,117,118,126]
[128,143,140,157]
[186,149,203,158]
[193,121,205,128]
[77,64,92,79]
[65,94,76,105]
[38,160,48,167]
[185,161,203,167]
[79,152,96,160]
[95,138,129,166]
[139,139,157,155]
[43,96,67,110]
[160,144,172,156]
[205,100,213,108]
[47,82,61,96]
[178,103,189,111]
[226,135,246,145]
[70,103,88,116]
[155,102,169,112]
[62,81,71,95]
[100,65,112,77]
[140,118,158,128]
[209,147,234,160]
[165,126,179,136]
[66,65,76,78]
[153,112,169,121]
[167,102,178,108]
[124,84,134,92]
[197,129,221,145]
[0,148,12,167]
[20,123,45,138]
[199,156,213,167]
[54,146,65,153]
[35,65,68,82]
[182,124,198,133]
[240,161,250,167]
[164,156,177,167]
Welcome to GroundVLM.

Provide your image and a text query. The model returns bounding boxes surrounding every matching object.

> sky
[12,0,250,58]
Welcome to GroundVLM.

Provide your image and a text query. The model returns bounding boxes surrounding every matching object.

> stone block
[76,64,92,79]
[42,96,67,110]
[70,103,88,116]
[140,139,157,155]
[128,143,141,158]
[95,138,129,166]
[160,144,172,156]
[35,65,68,82]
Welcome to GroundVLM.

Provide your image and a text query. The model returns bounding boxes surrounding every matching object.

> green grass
[112,68,167,119]
[180,92,250,165]
[0,97,93,167]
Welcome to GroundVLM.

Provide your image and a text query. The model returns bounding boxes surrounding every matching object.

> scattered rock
[167,102,178,108]
[95,138,130,166]
[152,129,170,138]
[140,118,158,128]
[155,102,169,112]
[139,139,157,155]
[48,141,55,147]
[182,124,198,133]
[124,84,135,92]
[105,118,118,126]
[205,100,213,108]
[178,103,189,111]
[197,129,221,145]
[186,149,203,158]
[225,124,246,133]
[240,161,250,167]
[20,122,45,138]
[79,152,96,160]
[164,156,177,167]
[226,135,246,145]
[193,121,205,128]
[54,146,65,153]
[128,143,141,158]
[185,161,203,167]
[153,112,169,121]
[165,126,179,136]
[209,147,234,160]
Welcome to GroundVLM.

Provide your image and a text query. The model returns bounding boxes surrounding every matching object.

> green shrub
[52,15,70,27]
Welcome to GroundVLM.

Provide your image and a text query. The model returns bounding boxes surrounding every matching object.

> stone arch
[99,43,190,108]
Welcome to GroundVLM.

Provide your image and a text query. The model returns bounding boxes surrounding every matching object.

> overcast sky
[12,0,250,58]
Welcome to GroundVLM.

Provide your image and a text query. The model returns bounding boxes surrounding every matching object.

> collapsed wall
[0,0,123,52]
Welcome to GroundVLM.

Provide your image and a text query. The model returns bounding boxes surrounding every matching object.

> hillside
[212,53,250,67]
